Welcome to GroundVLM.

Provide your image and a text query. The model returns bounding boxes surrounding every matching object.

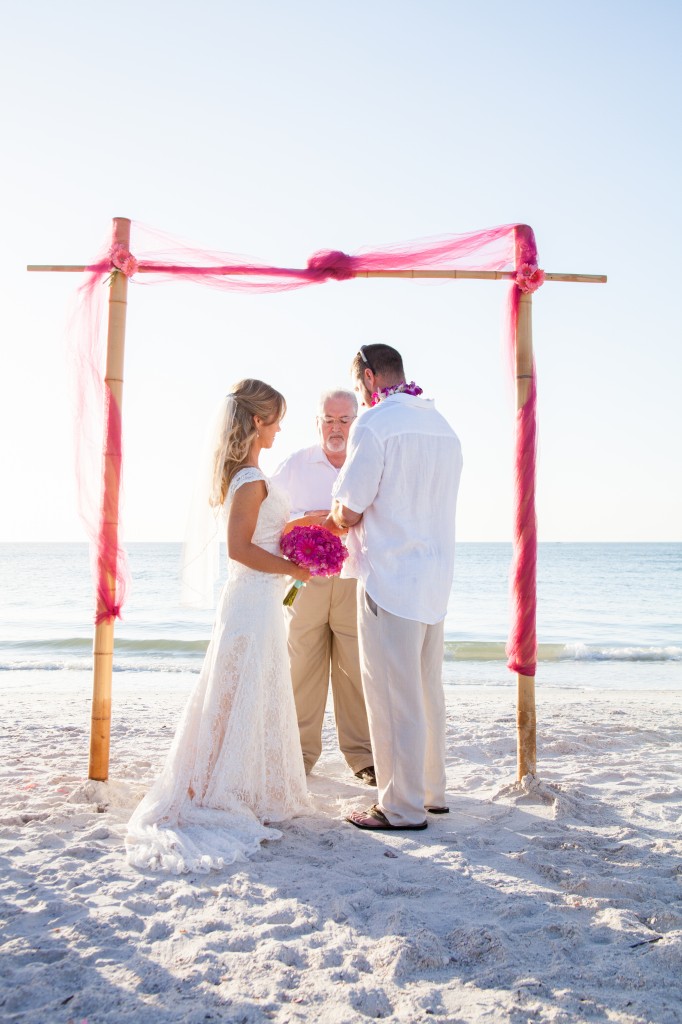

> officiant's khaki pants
[285,576,372,774]
[358,586,447,826]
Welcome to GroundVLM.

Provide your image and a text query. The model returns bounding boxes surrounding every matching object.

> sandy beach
[1,674,680,1024]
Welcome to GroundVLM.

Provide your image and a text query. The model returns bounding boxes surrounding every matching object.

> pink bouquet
[280,525,348,605]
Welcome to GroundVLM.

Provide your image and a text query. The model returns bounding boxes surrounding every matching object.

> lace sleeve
[227,467,268,503]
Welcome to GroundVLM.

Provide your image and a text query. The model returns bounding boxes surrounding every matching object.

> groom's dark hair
[351,344,405,381]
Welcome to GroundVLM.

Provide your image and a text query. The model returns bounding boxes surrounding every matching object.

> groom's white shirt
[333,393,462,625]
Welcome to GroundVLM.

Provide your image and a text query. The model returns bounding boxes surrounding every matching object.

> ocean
[1,543,680,692]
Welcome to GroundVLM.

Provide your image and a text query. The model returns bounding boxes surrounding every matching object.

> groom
[328,344,463,831]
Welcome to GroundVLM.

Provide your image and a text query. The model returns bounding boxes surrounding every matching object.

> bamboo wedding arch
[28,218,606,783]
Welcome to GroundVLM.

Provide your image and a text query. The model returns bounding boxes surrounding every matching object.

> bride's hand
[281,513,329,537]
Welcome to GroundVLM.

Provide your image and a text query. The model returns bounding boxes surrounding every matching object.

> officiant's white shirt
[333,393,462,624]
[271,445,339,518]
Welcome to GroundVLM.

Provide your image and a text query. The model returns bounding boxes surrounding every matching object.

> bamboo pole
[515,287,537,779]
[88,217,131,782]
[358,271,607,283]
[27,264,607,284]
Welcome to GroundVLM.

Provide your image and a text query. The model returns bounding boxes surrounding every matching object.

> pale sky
[1,0,680,542]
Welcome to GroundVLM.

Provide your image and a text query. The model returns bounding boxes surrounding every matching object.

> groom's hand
[325,501,362,536]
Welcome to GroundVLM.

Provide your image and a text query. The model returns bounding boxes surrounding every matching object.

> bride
[126,379,311,874]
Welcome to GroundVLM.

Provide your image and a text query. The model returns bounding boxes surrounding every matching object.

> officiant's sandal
[354,765,377,787]
[346,804,427,831]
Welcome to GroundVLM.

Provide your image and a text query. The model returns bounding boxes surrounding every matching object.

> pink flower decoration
[515,263,545,294]
[110,244,139,278]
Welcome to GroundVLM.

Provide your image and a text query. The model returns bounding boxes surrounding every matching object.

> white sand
[1,674,681,1024]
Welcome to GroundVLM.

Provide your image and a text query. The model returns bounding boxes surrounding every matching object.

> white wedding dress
[126,468,309,874]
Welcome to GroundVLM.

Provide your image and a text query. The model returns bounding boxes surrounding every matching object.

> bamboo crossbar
[27,265,95,272]
[26,264,607,283]
[359,271,606,282]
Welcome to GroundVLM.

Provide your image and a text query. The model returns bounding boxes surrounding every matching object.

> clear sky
[1,0,680,542]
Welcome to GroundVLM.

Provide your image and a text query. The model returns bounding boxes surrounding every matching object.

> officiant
[272,390,375,785]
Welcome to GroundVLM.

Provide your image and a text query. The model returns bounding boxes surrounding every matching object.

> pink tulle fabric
[506,357,538,676]
[70,242,129,625]
[74,220,541,674]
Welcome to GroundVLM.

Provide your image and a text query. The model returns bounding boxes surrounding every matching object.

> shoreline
[3,668,681,698]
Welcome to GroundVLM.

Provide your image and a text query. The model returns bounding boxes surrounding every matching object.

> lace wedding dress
[126,468,309,873]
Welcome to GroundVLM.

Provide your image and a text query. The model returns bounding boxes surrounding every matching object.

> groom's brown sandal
[426,806,449,814]
[346,804,428,831]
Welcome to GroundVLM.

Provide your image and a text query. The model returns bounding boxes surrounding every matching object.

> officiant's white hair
[316,389,357,414]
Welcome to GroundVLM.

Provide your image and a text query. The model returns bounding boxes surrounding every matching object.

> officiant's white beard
[324,435,346,454]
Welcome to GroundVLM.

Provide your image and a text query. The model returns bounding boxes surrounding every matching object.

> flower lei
[371,381,423,406]
[515,262,545,294]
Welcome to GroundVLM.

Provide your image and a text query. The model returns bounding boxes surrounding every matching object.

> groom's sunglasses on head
[358,346,375,373]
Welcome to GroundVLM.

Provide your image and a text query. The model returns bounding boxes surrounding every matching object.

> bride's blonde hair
[210,379,286,506]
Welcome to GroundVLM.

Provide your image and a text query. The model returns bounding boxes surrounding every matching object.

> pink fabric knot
[513,225,538,267]
[95,603,121,625]
[515,263,545,294]
[306,249,355,281]
[110,244,139,278]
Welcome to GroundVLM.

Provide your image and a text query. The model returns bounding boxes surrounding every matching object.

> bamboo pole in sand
[514,284,537,780]
[88,217,131,782]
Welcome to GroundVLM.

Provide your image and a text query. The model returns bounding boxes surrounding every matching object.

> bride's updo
[211,379,286,506]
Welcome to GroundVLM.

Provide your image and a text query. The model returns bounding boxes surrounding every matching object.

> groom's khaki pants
[285,575,373,774]
[357,586,447,826]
